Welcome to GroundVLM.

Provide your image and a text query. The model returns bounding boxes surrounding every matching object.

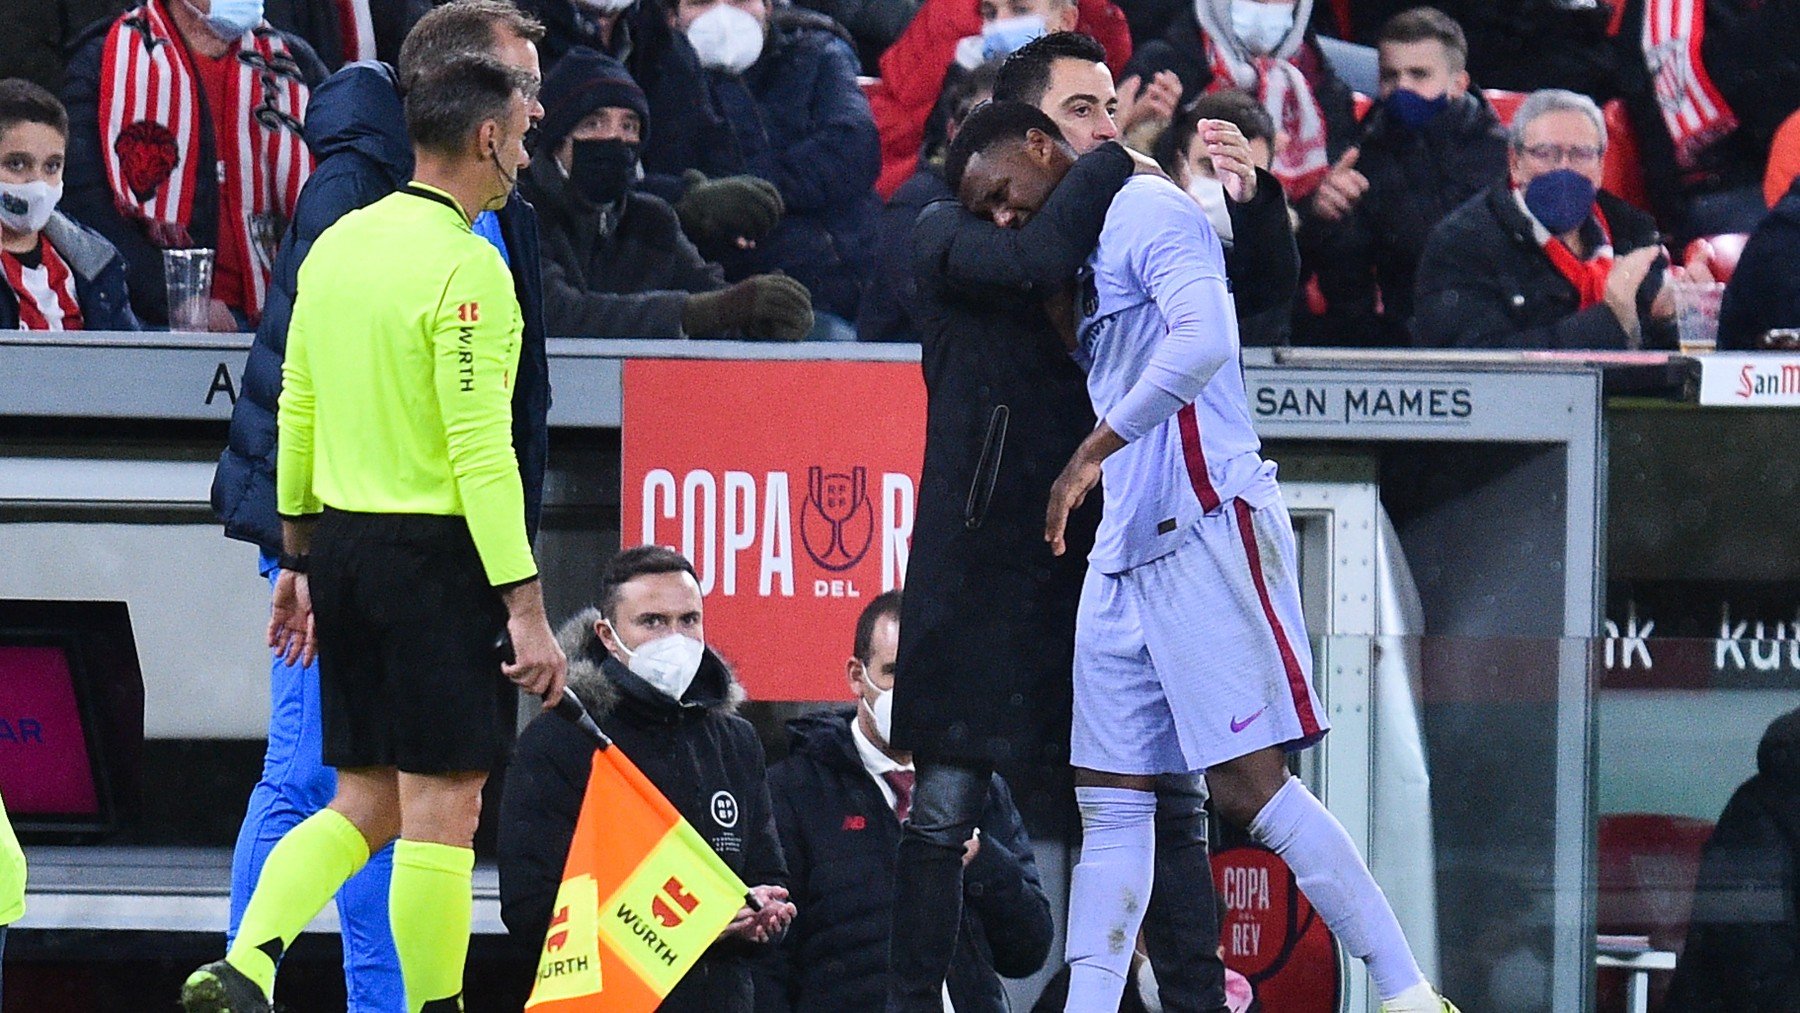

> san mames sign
[620,360,927,700]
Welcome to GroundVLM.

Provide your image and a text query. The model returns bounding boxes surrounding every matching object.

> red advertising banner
[620,359,928,701]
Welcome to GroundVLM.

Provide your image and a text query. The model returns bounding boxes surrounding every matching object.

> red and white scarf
[1195,0,1330,198]
[3,239,84,331]
[1641,0,1738,168]
[332,0,376,63]
[1516,188,1615,309]
[97,1,312,320]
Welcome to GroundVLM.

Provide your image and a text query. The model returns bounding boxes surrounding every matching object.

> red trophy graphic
[800,465,874,572]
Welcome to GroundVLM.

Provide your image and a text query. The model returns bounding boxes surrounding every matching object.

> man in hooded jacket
[498,545,795,1012]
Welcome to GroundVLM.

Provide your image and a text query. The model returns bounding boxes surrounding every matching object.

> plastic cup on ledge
[1671,280,1725,355]
[162,248,215,332]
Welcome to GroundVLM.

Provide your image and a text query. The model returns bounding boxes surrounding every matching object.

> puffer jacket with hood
[1665,707,1800,1011]
[1719,178,1800,350]
[497,609,788,1013]
[0,212,140,331]
[210,60,552,556]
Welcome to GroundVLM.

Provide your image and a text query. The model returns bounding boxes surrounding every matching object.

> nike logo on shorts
[1230,708,1267,733]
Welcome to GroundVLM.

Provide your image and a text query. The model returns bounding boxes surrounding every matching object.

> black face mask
[568,138,639,206]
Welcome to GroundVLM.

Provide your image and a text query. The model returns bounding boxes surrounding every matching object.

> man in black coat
[206,7,554,1009]
[522,46,813,339]
[757,592,1053,1012]
[1306,7,1508,347]
[1412,88,1678,350]
[498,546,795,1012]
[887,108,1139,1011]
[1718,176,1800,349]
[1665,706,1800,1010]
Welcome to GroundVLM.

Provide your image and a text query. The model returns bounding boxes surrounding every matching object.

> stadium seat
[1600,100,1652,213]
[1483,88,1526,125]
[1595,813,1715,1013]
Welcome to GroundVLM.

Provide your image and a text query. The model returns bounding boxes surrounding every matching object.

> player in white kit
[952,101,1457,1013]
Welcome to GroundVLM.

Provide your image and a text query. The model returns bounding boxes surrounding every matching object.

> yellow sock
[390,839,474,1012]
[226,808,370,998]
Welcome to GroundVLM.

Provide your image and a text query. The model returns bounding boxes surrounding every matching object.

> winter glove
[675,170,785,253]
[681,274,814,341]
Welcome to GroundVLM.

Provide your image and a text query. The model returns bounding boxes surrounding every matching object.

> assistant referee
[182,52,566,1013]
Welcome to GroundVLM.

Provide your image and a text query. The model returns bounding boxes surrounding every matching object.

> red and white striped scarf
[1642,0,1738,169]
[98,1,312,320]
[333,0,376,63]
[3,239,84,331]
[1199,35,1330,199]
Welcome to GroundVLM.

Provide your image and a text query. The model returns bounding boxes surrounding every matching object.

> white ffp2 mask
[608,622,706,701]
[687,4,764,73]
[863,681,895,743]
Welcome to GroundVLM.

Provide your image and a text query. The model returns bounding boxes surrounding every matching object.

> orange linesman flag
[526,743,750,1011]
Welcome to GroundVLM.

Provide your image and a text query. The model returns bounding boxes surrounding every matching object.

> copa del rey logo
[640,464,915,601]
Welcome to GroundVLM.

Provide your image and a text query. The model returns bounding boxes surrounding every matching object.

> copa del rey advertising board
[621,359,928,700]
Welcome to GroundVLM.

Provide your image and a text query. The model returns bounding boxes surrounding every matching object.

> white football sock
[1065,785,1158,1012]
[1248,778,1427,1001]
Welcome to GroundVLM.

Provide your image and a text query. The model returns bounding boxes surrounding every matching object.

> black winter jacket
[498,611,788,1013]
[1226,167,1301,348]
[0,213,140,332]
[61,10,328,326]
[2,0,131,94]
[891,144,1130,778]
[1411,185,1676,350]
[1719,179,1800,350]
[855,164,949,344]
[519,154,725,339]
[704,10,881,320]
[210,61,551,555]
[520,0,743,203]
[754,710,1053,1013]
[1665,708,1800,1011]
[1306,92,1508,347]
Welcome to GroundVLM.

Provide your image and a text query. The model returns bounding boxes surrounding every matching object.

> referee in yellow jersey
[183,51,567,1013]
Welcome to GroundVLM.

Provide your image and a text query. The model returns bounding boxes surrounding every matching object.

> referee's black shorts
[309,509,514,774]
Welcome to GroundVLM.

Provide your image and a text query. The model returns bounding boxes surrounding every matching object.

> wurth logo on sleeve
[457,301,480,322]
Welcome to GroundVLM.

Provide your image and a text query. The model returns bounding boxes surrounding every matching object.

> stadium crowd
[2,0,1797,347]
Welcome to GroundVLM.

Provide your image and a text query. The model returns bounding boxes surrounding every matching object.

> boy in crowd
[0,79,137,332]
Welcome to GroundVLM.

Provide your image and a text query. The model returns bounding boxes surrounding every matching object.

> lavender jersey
[1076,176,1278,575]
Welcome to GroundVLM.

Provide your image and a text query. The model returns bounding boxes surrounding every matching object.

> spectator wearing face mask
[1303,6,1506,347]
[1412,88,1677,349]
[669,0,880,334]
[62,0,327,329]
[498,545,795,1013]
[753,592,1053,1012]
[1124,0,1359,219]
[0,79,139,332]
[517,0,788,239]
[1153,87,1298,346]
[868,0,1133,198]
[523,47,814,339]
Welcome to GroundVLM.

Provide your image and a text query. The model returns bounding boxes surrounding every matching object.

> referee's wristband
[277,552,311,574]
